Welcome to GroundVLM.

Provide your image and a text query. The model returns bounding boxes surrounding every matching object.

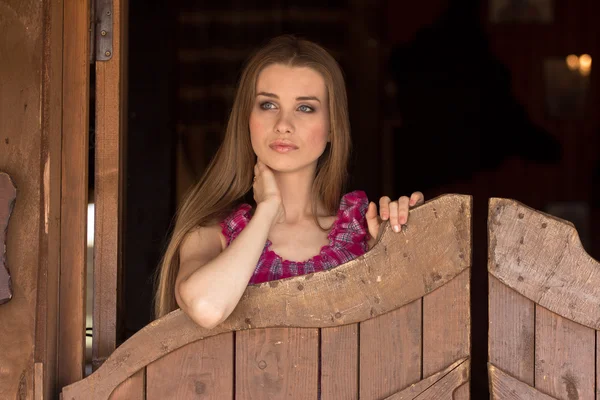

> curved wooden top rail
[62,194,471,400]
[488,198,600,330]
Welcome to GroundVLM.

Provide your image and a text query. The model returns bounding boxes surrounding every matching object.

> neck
[273,165,322,223]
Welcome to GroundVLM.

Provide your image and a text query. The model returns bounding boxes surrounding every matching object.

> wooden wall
[0,0,46,398]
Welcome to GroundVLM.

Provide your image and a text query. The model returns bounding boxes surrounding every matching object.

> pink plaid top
[220,190,370,284]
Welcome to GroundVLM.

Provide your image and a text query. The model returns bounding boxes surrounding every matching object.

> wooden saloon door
[62,194,471,400]
[488,199,600,399]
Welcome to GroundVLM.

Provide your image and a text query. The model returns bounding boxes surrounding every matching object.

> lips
[269,140,298,153]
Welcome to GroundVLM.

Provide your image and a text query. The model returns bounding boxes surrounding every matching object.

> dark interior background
[107,0,600,396]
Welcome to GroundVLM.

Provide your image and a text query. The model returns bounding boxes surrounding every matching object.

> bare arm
[175,201,280,329]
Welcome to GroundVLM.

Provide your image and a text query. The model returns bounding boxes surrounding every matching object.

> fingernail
[393,225,400,232]
[400,217,406,224]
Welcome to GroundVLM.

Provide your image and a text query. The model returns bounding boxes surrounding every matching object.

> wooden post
[93,0,128,371]
[59,0,90,388]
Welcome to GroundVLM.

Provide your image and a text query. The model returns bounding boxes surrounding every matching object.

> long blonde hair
[154,35,352,318]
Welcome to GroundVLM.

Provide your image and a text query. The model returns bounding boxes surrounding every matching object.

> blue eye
[298,105,314,113]
[260,102,276,110]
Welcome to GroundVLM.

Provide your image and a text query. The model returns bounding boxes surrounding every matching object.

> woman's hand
[366,192,425,248]
[253,160,285,224]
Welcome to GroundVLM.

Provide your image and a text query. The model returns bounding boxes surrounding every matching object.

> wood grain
[597,331,599,400]
[62,194,471,399]
[109,369,145,400]
[34,362,43,400]
[384,358,469,400]
[59,0,90,388]
[320,324,358,399]
[360,300,422,399]
[0,1,44,398]
[236,328,318,399]
[534,305,595,400]
[488,275,535,386]
[146,334,233,400]
[0,173,16,304]
[489,363,557,400]
[35,0,64,397]
[423,269,471,380]
[93,0,127,370]
[489,197,600,330]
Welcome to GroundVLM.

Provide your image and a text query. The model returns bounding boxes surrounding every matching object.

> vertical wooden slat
[34,362,44,400]
[534,306,595,399]
[93,0,128,369]
[488,275,535,385]
[423,269,470,399]
[59,0,90,388]
[320,324,358,400]
[236,328,319,399]
[36,0,64,398]
[146,334,234,399]
[596,330,599,399]
[109,369,145,400]
[359,300,422,400]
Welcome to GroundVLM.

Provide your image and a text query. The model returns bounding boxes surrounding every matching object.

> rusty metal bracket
[94,0,113,61]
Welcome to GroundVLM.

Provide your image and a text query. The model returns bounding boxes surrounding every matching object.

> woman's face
[249,64,330,174]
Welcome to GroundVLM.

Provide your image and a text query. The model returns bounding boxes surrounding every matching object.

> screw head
[101,30,107,36]
[105,50,111,57]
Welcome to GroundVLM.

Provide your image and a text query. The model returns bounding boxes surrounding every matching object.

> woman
[154,35,424,329]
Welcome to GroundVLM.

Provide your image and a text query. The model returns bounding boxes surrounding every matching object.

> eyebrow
[256,91,321,103]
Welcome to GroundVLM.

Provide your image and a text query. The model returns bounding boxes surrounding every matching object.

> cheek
[249,112,266,149]
[306,125,329,154]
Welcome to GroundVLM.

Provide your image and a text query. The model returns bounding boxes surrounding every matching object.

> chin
[264,157,316,174]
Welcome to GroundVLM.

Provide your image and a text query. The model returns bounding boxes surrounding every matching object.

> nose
[274,112,294,134]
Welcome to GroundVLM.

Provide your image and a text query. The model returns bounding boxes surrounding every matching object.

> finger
[365,202,380,240]
[409,191,424,207]
[379,196,391,220]
[389,201,400,232]
[397,196,410,225]
[254,163,260,177]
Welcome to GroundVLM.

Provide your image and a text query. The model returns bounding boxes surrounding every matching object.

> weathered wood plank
[597,330,599,400]
[236,328,318,399]
[34,362,43,400]
[62,194,471,399]
[453,383,470,400]
[320,324,358,399]
[489,363,557,400]
[534,305,595,400]
[0,173,16,304]
[109,369,145,400]
[488,275,535,385]
[93,0,127,371]
[35,0,64,397]
[384,358,469,400]
[359,300,422,399]
[423,269,470,382]
[59,0,90,387]
[489,198,600,330]
[0,0,45,397]
[146,334,233,400]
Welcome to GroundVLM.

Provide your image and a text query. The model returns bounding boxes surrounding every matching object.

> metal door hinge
[91,0,113,62]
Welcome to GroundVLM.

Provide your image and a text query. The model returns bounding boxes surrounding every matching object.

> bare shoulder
[177,224,226,281]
